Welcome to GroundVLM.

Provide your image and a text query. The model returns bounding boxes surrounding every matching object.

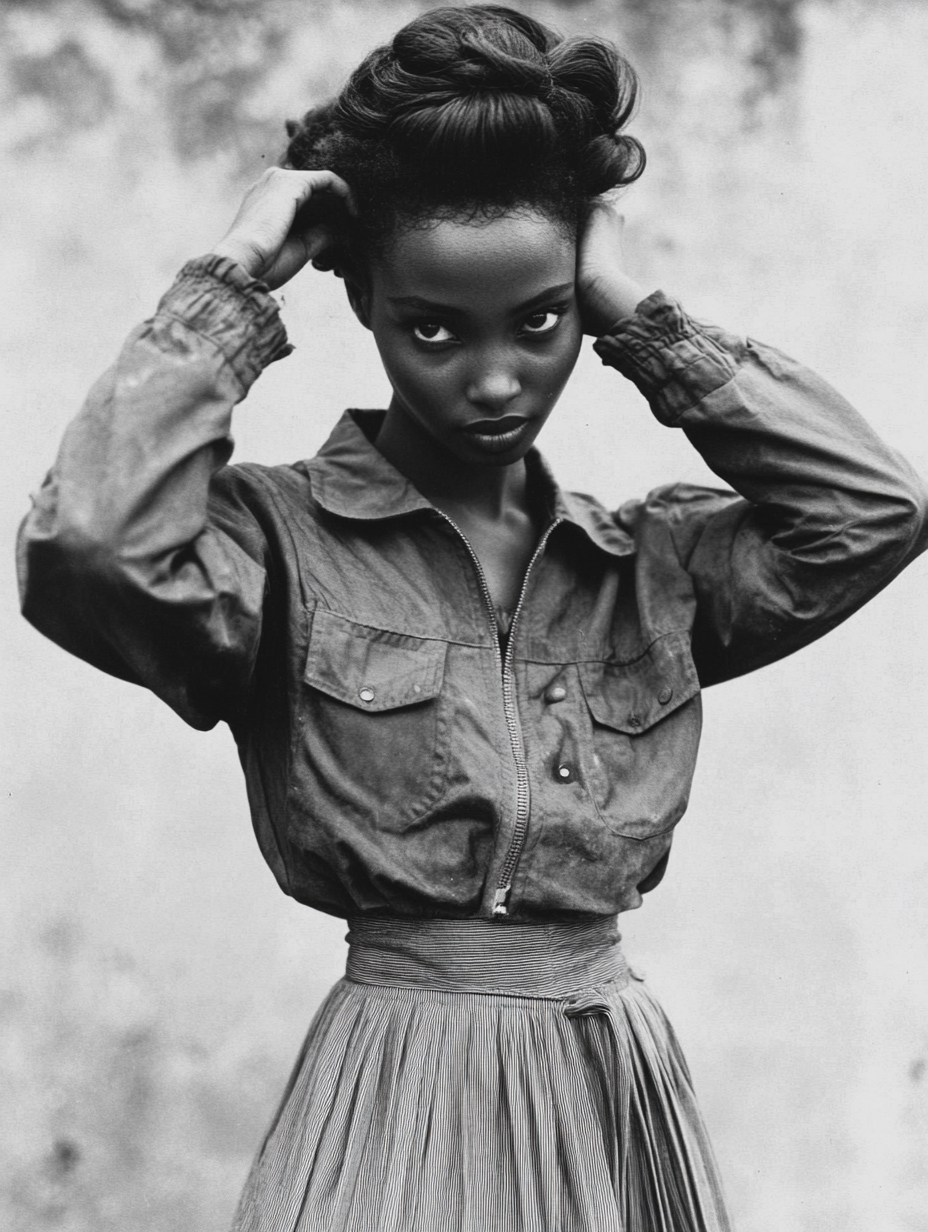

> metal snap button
[545,684,567,703]
[658,686,673,705]
[358,686,375,703]
[555,762,575,783]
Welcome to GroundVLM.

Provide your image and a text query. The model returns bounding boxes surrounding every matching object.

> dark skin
[352,212,581,613]
[212,169,649,614]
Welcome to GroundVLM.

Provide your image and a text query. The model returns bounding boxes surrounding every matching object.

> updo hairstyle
[283,5,645,269]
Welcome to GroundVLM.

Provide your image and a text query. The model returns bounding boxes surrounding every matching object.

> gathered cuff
[156,254,293,391]
[592,291,746,425]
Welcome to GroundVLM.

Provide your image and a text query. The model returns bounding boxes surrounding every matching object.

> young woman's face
[359,210,583,466]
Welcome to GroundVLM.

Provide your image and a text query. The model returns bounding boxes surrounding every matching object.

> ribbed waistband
[345,915,628,998]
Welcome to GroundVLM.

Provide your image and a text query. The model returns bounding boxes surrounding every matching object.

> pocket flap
[304,609,446,711]
[579,634,699,733]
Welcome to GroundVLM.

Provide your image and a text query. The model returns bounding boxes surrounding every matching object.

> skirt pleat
[232,919,731,1232]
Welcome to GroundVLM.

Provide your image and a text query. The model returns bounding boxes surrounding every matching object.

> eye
[520,309,563,336]
[413,322,456,344]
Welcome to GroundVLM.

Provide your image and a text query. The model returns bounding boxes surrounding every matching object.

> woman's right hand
[211,168,356,291]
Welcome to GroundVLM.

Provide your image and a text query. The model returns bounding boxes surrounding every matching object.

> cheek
[377,336,457,406]
[534,322,583,394]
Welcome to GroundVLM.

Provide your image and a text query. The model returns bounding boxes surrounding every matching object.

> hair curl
[283,5,645,265]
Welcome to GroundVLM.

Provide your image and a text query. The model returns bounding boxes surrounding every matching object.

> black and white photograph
[2,2,927,1229]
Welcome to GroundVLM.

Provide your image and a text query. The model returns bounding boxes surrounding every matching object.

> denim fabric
[18,256,928,920]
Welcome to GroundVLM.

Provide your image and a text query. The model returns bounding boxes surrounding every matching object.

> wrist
[209,239,264,280]
[583,271,650,336]
[162,257,293,388]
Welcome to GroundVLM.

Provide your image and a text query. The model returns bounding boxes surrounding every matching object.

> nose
[465,348,522,412]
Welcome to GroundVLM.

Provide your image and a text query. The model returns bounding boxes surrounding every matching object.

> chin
[455,433,540,467]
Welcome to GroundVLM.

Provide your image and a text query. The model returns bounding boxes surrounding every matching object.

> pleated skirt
[232,915,731,1232]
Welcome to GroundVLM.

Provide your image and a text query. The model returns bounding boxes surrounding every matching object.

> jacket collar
[304,409,634,559]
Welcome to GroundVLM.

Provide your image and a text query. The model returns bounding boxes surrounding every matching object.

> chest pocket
[299,608,450,834]
[577,632,702,839]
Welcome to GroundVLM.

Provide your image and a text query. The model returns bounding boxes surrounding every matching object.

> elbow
[16,491,124,641]
[19,526,84,635]
[19,514,111,589]
[779,469,928,601]
[17,468,138,604]
[844,456,928,570]
[829,472,928,594]
[884,467,928,561]
[18,512,153,686]
[909,469,928,535]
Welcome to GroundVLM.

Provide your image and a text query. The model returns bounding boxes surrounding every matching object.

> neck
[375,397,528,521]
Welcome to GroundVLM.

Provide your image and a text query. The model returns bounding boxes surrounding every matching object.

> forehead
[373,212,576,304]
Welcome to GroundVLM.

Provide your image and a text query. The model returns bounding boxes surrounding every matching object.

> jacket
[17,255,928,920]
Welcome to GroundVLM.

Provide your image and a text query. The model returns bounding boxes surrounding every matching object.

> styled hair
[283,5,645,265]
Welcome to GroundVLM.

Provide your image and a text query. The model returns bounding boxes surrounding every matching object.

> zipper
[432,509,563,917]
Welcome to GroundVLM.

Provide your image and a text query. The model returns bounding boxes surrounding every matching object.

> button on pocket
[577,632,701,839]
[300,609,450,834]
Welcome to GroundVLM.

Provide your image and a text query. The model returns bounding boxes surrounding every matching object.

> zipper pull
[493,885,511,917]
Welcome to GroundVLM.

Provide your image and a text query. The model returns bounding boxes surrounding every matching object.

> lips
[461,415,534,455]
[463,415,530,436]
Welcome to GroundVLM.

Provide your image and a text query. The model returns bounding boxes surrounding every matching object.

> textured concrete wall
[2,2,927,1229]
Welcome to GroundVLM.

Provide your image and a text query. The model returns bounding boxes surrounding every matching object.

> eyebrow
[386,282,575,316]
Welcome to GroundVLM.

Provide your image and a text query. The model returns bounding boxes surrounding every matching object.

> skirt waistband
[345,915,628,998]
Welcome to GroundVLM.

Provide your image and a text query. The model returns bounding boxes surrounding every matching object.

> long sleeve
[17,255,292,728]
[595,292,928,685]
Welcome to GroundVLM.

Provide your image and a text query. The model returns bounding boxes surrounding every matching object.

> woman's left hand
[576,200,649,335]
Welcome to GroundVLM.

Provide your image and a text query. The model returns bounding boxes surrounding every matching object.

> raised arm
[17,169,353,727]
[578,203,928,685]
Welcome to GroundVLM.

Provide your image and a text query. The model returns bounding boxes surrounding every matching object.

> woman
[17,6,928,1231]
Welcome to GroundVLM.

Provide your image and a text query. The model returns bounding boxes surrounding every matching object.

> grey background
[2,1,927,1228]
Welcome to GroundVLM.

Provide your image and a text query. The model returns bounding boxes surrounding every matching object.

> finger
[291,169,358,217]
[316,171,358,217]
[303,223,336,261]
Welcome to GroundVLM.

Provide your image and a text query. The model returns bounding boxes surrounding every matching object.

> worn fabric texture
[16,256,928,921]
[232,915,731,1232]
[15,250,928,1231]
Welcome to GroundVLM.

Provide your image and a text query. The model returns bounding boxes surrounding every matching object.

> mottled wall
[2,1,927,1229]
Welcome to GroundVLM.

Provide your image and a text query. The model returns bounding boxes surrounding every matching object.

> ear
[343,272,372,331]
